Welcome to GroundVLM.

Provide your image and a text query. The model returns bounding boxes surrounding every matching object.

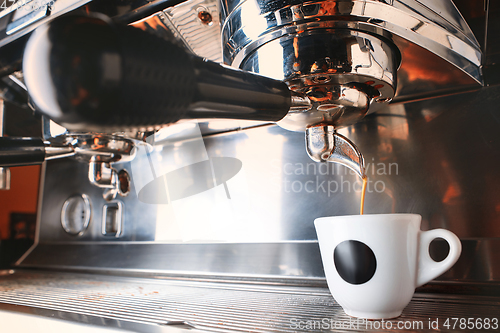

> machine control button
[102,201,123,237]
[61,194,91,236]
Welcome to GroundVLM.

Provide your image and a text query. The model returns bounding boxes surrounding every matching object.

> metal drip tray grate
[0,270,498,332]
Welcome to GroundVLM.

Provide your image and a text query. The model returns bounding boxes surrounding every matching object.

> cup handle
[416,229,462,287]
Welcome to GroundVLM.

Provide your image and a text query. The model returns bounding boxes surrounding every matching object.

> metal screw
[198,11,213,25]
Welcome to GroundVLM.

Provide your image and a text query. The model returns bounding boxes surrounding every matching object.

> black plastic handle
[0,137,45,166]
[23,14,291,132]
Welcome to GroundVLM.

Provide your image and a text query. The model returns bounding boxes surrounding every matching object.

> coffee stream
[360,175,367,215]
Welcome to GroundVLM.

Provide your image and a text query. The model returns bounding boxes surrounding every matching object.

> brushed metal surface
[35,158,158,242]
[0,306,201,333]
[20,84,500,283]
[0,270,498,332]
[16,239,500,283]
[0,0,92,48]
[35,85,500,242]
[159,0,222,62]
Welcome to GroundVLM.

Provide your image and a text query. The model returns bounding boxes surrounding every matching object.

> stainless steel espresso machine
[0,0,499,332]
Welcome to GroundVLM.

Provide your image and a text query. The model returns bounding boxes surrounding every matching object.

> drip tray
[0,270,498,332]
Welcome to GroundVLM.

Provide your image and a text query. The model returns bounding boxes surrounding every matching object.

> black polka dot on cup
[334,240,377,285]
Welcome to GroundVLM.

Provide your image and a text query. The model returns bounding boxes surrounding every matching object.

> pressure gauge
[61,194,91,236]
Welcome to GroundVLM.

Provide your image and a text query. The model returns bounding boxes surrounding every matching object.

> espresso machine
[0,0,498,331]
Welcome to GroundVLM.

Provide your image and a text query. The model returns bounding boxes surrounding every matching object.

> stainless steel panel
[36,158,157,242]
[414,0,479,45]
[18,242,326,280]
[0,0,92,48]
[22,84,500,282]
[159,0,222,62]
[0,304,203,333]
[0,270,499,332]
[6,5,50,35]
[16,239,500,283]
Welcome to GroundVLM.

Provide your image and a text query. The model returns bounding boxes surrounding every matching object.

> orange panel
[0,166,40,240]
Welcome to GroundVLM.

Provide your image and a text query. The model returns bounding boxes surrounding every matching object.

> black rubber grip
[41,14,196,129]
[113,24,196,127]
[24,14,291,131]
[0,137,45,167]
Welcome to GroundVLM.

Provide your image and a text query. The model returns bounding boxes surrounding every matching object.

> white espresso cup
[314,214,461,319]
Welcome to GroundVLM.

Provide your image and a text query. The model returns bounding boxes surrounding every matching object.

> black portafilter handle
[0,137,45,167]
[0,137,76,167]
[22,14,292,132]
